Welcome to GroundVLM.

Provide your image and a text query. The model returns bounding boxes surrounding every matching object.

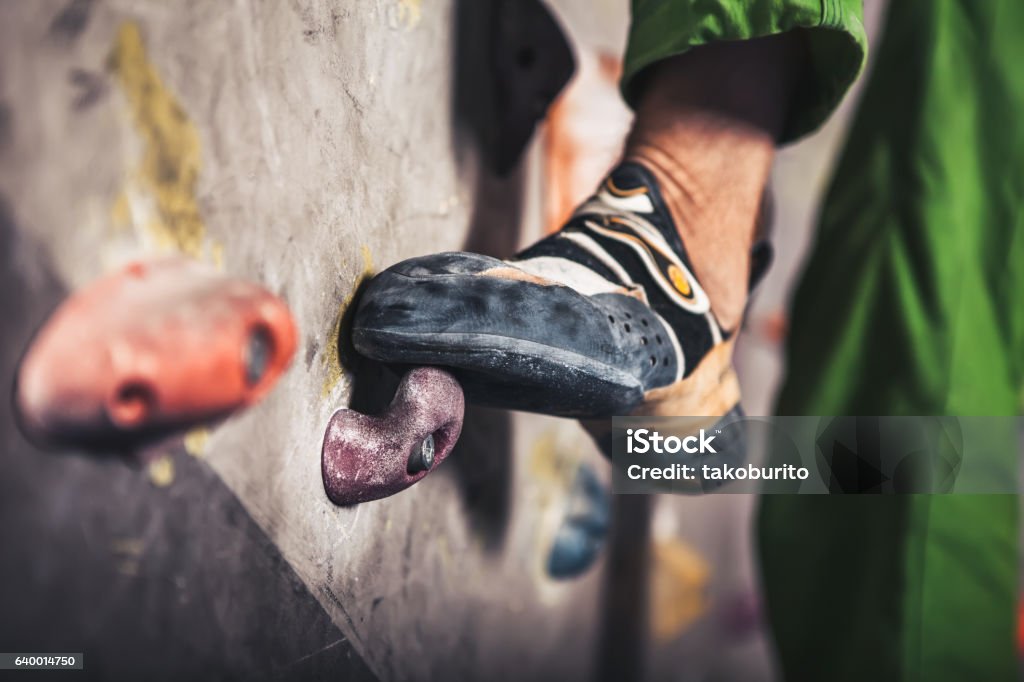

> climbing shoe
[352,161,756,419]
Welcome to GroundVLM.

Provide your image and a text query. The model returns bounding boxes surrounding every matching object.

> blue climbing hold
[547,464,611,579]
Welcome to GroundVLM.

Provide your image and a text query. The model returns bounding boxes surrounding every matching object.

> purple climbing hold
[321,367,465,505]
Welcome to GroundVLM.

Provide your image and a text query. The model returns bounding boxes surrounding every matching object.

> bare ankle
[618,34,800,330]
[623,125,772,330]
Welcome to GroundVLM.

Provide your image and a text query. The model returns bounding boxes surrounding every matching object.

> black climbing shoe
[353,162,749,419]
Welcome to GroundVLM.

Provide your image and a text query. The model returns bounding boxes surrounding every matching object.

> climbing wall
[0,0,884,679]
[0,1,607,679]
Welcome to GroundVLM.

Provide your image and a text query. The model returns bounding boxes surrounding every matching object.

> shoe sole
[353,327,644,417]
[352,328,739,419]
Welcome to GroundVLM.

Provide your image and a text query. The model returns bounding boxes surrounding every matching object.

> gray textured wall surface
[0,1,608,679]
[0,197,375,681]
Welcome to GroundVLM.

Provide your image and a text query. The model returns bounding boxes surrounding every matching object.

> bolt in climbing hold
[409,433,435,473]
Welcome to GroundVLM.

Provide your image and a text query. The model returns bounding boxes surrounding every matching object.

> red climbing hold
[14,257,297,450]
[321,367,464,505]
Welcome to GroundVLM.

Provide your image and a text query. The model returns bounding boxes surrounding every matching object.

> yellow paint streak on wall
[110,192,132,232]
[397,0,422,29]
[183,427,210,458]
[209,242,225,270]
[436,534,451,569]
[117,561,141,577]
[108,22,221,262]
[147,454,175,487]
[110,537,144,556]
[321,245,375,397]
[528,430,576,487]
[649,537,710,642]
[111,536,143,575]
[320,302,349,397]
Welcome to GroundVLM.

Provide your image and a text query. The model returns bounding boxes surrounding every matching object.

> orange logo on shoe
[581,215,710,314]
[667,264,692,297]
[605,177,649,198]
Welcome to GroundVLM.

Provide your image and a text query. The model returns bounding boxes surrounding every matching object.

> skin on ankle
[623,32,804,331]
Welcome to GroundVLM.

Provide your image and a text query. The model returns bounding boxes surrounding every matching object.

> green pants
[623,1,1022,679]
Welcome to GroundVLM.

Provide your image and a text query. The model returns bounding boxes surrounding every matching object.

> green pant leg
[759,495,1017,681]
[762,0,1024,679]
[622,0,867,143]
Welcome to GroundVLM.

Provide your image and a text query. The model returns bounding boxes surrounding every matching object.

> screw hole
[624,323,631,333]
[649,356,657,366]
[641,336,648,345]
[655,334,663,344]
[641,319,649,327]
[245,324,275,386]
[108,380,155,427]
[608,315,615,324]
[663,357,670,366]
